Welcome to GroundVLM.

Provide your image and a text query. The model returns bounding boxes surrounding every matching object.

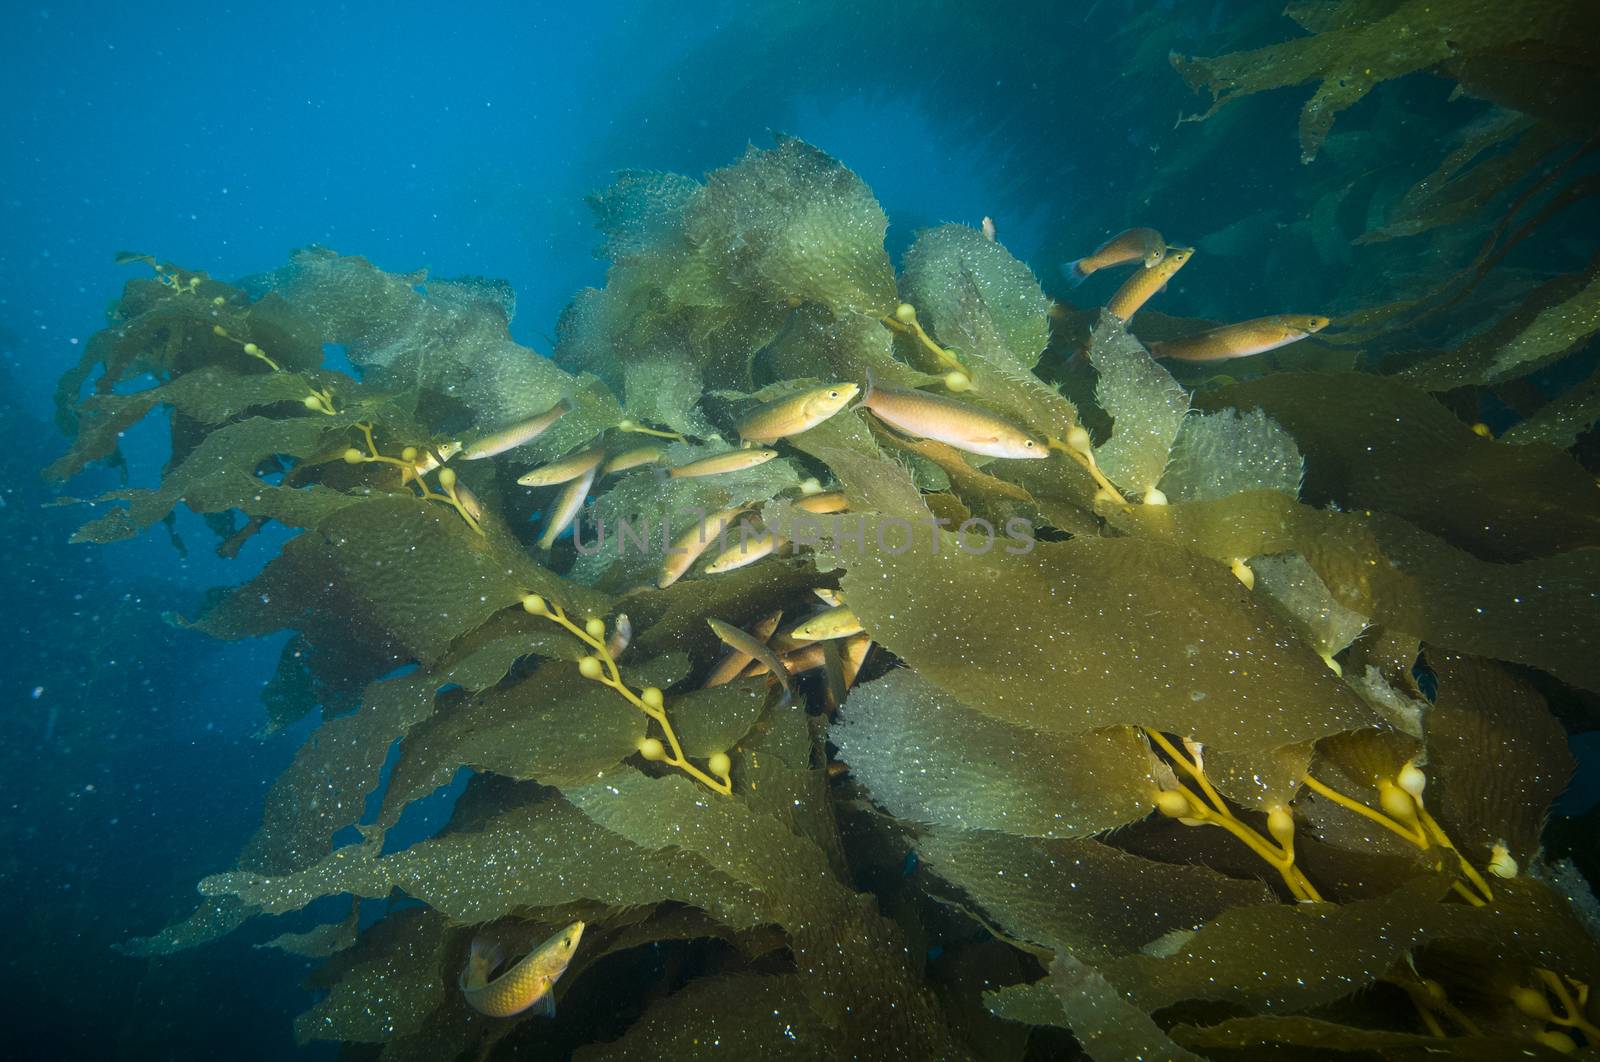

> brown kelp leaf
[565,770,963,1054]
[833,670,1159,838]
[257,899,359,959]
[1088,315,1189,497]
[46,366,337,483]
[1500,363,1600,448]
[1398,258,1600,390]
[1424,652,1575,866]
[1106,492,1600,693]
[1047,953,1205,1062]
[67,414,366,543]
[571,974,830,1061]
[899,223,1051,371]
[1103,876,1600,1014]
[117,895,258,958]
[203,790,771,930]
[918,828,1274,963]
[692,135,898,318]
[839,533,1376,754]
[669,677,771,758]
[1357,113,1561,244]
[1206,372,1600,559]
[238,620,561,876]
[983,980,1068,1028]
[1172,1015,1547,1059]
[266,248,616,443]
[373,654,687,827]
[1158,407,1304,503]
[1252,553,1368,667]
[195,496,597,668]
[1172,0,1579,162]
[294,907,450,1045]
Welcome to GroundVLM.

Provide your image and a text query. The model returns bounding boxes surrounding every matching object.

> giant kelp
[53,134,1600,1059]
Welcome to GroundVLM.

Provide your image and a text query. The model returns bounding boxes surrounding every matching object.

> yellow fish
[858,373,1046,460]
[1066,227,1165,283]
[792,491,849,515]
[704,610,783,687]
[1106,246,1192,322]
[1149,315,1331,362]
[516,445,606,488]
[790,605,864,642]
[708,617,793,706]
[459,920,584,1019]
[459,400,570,460]
[537,465,596,550]
[658,506,748,588]
[668,448,780,478]
[736,384,860,443]
[703,527,785,573]
[600,444,665,475]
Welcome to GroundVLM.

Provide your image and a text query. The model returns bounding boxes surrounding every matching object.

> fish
[1106,246,1193,322]
[1148,314,1331,362]
[790,605,864,642]
[857,372,1047,459]
[458,399,570,460]
[413,439,464,477]
[981,216,997,242]
[452,481,485,525]
[736,384,860,443]
[1065,227,1166,284]
[606,613,632,658]
[459,920,585,1019]
[792,491,849,514]
[658,505,748,588]
[600,444,665,475]
[840,632,872,686]
[537,465,596,549]
[813,587,843,607]
[707,618,793,707]
[517,445,606,487]
[704,610,782,687]
[703,526,786,574]
[668,448,780,478]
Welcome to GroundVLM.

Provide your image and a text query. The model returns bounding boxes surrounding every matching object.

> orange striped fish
[1106,246,1192,322]
[1149,315,1330,362]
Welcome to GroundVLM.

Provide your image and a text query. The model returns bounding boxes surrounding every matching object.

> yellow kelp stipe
[522,594,732,795]
[343,422,483,535]
[881,302,970,377]
[1147,727,1322,902]
[211,323,285,373]
[1300,759,1495,906]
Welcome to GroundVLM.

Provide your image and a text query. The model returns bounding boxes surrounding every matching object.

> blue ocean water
[4,2,1599,1059]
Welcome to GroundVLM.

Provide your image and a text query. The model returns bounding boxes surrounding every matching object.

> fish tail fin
[853,367,876,411]
[464,937,504,987]
[1062,260,1089,287]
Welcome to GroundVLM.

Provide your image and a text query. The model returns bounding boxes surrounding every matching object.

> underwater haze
[6,1,1600,1059]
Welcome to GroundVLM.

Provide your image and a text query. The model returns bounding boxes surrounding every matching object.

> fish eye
[1024,440,1035,448]
[828,390,839,398]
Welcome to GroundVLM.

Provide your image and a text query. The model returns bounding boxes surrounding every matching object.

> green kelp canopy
[53,135,1600,1059]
